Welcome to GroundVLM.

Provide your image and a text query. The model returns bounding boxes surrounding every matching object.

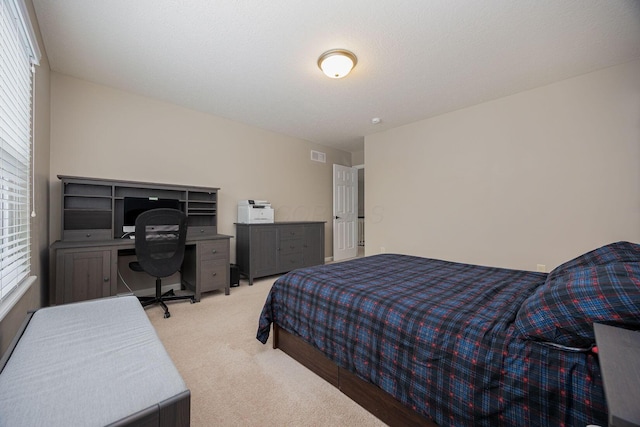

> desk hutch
[50,175,231,305]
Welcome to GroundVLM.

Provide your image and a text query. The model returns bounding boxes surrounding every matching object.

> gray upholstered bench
[0,296,190,426]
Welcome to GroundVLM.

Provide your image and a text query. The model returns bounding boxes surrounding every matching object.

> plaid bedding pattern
[546,240,640,282]
[515,261,640,347]
[257,254,606,426]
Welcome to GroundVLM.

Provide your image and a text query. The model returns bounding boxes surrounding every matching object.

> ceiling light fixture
[317,49,357,79]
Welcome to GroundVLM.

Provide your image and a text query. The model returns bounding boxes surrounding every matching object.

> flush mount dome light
[317,49,357,79]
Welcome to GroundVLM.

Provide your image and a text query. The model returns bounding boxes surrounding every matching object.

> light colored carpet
[146,277,385,427]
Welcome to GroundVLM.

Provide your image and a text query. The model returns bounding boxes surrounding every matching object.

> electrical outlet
[537,264,546,272]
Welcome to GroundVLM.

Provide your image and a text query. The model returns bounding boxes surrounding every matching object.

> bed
[257,241,640,426]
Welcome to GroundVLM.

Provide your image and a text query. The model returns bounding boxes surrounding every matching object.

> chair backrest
[134,208,187,278]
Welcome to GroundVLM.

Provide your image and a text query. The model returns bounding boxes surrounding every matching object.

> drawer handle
[211,249,217,254]
[103,277,109,282]
[211,272,217,276]
[86,233,91,238]
[200,229,204,233]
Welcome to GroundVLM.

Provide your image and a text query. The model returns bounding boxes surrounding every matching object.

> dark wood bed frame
[273,323,437,427]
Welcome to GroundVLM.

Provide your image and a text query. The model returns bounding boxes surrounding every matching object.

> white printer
[237,200,274,224]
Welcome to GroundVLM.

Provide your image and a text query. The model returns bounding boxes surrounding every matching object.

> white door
[333,164,358,261]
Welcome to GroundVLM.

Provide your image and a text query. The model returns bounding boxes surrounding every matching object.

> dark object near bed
[257,241,640,426]
[594,323,640,427]
[230,263,240,287]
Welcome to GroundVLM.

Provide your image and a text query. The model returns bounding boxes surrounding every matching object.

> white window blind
[0,0,40,302]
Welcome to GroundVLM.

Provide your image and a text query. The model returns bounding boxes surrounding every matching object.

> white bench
[0,296,190,426]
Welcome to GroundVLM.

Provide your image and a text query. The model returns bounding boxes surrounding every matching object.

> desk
[50,234,231,305]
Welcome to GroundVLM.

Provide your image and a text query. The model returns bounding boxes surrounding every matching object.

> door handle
[334,216,340,220]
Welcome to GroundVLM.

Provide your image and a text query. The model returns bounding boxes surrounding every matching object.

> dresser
[235,222,325,285]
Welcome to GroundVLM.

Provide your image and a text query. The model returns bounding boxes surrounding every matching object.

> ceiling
[32,1,640,153]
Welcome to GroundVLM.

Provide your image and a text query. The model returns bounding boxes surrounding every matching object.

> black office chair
[129,208,194,318]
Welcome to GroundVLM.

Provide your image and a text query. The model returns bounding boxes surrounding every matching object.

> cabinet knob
[103,277,109,282]
[200,229,204,233]
[211,272,217,276]
[211,249,217,254]
[86,233,92,238]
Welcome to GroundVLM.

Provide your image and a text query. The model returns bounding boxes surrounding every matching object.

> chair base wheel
[137,287,194,318]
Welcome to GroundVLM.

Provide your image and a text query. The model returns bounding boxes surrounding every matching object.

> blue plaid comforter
[257,254,606,426]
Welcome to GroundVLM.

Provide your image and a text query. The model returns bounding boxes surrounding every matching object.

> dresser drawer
[199,240,228,261]
[63,229,112,241]
[279,226,305,241]
[278,253,304,271]
[279,238,304,255]
[187,226,218,239]
[199,259,228,293]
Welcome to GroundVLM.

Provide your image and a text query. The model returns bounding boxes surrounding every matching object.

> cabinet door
[303,224,325,267]
[61,250,111,303]
[252,227,278,277]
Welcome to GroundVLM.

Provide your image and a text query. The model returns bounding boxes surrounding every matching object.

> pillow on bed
[546,241,640,282]
[514,261,640,347]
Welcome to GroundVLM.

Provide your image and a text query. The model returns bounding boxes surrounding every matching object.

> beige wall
[48,73,352,261]
[365,60,640,271]
[352,150,364,166]
[0,0,51,356]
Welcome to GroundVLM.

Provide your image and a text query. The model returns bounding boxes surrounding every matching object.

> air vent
[311,150,326,163]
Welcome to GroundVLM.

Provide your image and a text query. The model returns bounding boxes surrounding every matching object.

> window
[0,0,40,304]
